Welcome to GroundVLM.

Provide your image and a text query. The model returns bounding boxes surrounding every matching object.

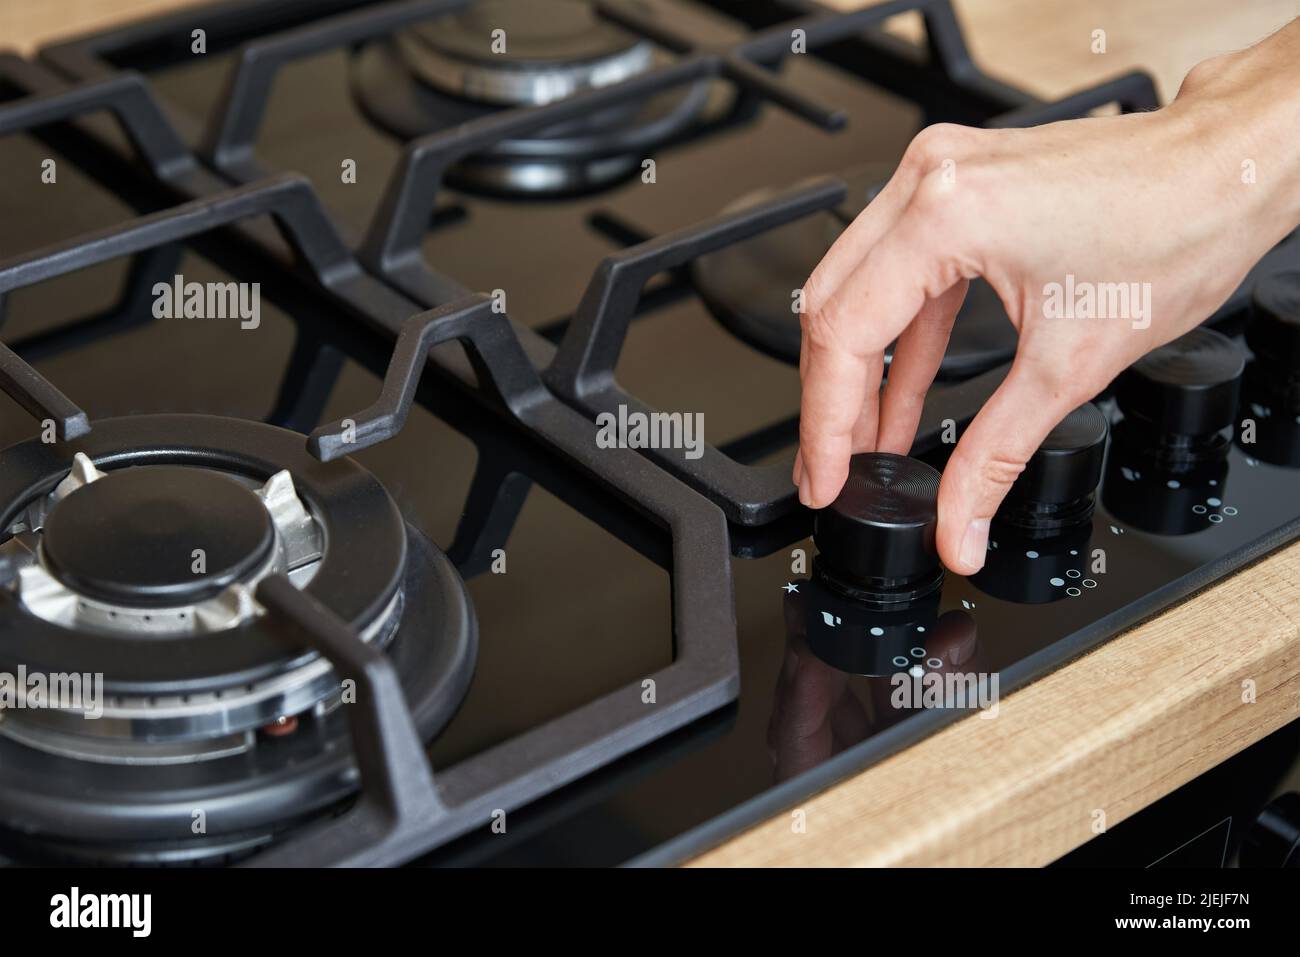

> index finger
[798,200,955,507]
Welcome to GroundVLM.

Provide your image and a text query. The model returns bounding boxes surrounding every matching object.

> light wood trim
[3,0,1298,868]
[1,1,213,56]
[822,0,1299,102]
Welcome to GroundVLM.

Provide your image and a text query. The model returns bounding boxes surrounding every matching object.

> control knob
[813,452,943,604]
[1248,270,1300,382]
[1114,327,1244,465]
[996,402,1108,536]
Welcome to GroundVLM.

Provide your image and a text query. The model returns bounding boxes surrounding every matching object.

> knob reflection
[770,581,985,784]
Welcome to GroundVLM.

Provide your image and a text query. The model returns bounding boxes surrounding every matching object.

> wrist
[1168,22,1300,232]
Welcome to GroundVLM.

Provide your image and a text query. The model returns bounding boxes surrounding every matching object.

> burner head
[399,0,653,106]
[0,416,477,864]
[350,0,714,197]
[691,167,1018,377]
[42,466,274,607]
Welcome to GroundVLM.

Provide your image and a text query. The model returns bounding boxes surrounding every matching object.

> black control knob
[1114,327,1244,466]
[1116,327,1244,437]
[813,452,943,604]
[1240,271,1300,465]
[997,402,1108,535]
[1246,270,1300,414]
[1248,270,1300,376]
[1240,792,1300,868]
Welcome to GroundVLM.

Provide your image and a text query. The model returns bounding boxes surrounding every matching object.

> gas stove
[0,0,1296,867]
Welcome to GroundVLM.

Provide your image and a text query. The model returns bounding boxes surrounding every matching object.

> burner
[350,0,713,196]
[398,0,654,106]
[12,456,321,636]
[0,415,476,863]
[692,167,1018,377]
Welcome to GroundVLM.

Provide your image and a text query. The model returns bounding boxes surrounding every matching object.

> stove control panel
[813,452,943,605]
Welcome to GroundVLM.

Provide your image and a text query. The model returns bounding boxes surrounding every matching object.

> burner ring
[0,415,408,696]
[397,33,653,108]
[399,0,652,106]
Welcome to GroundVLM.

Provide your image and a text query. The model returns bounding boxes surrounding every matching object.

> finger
[829,686,870,746]
[877,279,969,455]
[795,177,912,501]
[936,362,1081,574]
[797,329,866,506]
[803,124,979,305]
[799,197,959,507]
[803,168,914,304]
[848,352,886,452]
[768,644,851,781]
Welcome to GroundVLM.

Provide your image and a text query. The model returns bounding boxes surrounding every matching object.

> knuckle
[1178,54,1232,96]
[978,455,1026,492]
[799,274,853,351]
[902,122,972,172]
[910,170,960,216]
[801,299,847,353]
[901,172,975,270]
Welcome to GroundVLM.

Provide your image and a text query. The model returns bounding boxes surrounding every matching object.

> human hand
[793,21,1300,574]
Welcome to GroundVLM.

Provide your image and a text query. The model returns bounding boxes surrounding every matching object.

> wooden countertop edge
[687,538,1300,866]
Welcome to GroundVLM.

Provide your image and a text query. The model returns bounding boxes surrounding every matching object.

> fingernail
[798,477,812,507]
[959,518,990,572]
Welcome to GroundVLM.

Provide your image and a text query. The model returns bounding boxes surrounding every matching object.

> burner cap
[692,168,1018,377]
[42,466,274,608]
[400,0,652,106]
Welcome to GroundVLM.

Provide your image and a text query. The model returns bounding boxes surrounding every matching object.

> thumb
[936,366,1081,574]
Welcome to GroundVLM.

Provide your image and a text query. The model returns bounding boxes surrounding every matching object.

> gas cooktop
[0,0,1296,867]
